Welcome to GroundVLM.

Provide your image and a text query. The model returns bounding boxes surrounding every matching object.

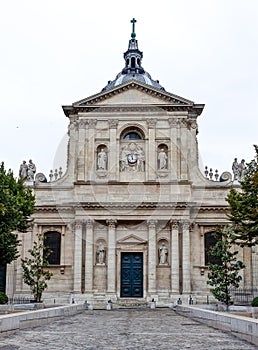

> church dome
[102,19,165,92]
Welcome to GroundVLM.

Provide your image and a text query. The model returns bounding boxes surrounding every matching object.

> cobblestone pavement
[0,308,257,350]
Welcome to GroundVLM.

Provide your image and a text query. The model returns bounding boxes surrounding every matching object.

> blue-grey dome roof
[102,19,165,92]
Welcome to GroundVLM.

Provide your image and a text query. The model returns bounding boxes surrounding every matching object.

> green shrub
[0,291,8,304]
[251,296,258,307]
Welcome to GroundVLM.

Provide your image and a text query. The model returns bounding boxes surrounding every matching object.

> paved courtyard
[0,308,257,350]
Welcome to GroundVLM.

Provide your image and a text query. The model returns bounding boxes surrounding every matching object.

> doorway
[120,252,143,297]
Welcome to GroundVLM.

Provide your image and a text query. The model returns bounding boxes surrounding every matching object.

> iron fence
[229,287,258,305]
[8,296,35,305]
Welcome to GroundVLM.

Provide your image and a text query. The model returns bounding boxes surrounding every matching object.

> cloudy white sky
[0,0,257,179]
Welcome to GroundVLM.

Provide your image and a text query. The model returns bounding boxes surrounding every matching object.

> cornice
[63,104,203,116]
[34,206,74,213]
[198,206,229,213]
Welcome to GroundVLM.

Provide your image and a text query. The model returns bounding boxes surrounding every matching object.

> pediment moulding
[70,81,195,106]
[117,234,147,245]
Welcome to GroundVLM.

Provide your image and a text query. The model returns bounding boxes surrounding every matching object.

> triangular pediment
[73,80,194,107]
[117,234,147,245]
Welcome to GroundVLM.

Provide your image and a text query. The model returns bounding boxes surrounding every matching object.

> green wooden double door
[121,252,143,298]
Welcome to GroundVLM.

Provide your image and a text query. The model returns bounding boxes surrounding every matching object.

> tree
[226,145,258,247]
[207,226,245,309]
[0,162,35,266]
[21,234,53,302]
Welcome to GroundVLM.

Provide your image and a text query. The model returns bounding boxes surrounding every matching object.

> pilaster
[182,221,191,293]
[73,220,83,293]
[107,219,117,293]
[77,119,87,181]
[168,118,179,180]
[85,219,94,292]
[170,220,179,293]
[109,120,119,181]
[180,120,188,180]
[87,119,97,181]
[147,119,156,181]
[147,220,157,292]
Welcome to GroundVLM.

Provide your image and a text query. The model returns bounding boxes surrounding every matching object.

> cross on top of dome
[102,19,165,92]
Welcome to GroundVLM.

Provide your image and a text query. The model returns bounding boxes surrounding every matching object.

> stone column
[171,221,179,293]
[147,220,157,292]
[73,220,83,293]
[182,221,191,293]
[147,119,157,181]
[85,220,94,292]
[107,219,117,293]
[109,120,119,181]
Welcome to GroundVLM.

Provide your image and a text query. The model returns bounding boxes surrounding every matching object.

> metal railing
[230,287,258,305]
[8,296,35,305]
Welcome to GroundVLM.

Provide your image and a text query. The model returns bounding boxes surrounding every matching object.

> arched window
[44,231,61,265]
[204,231,222,266]
[123,132,142,140]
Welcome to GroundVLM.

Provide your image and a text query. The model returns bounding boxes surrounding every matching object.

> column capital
[106,219,117,228]
[170,220,179,230]
[147,219,157,229]
[86,219,94,229]
[168,118,180,128]
[74,220,83,230]
[181,220,190,230]
[146,118,157,129]
[88,119,97,128]
[78,119,87,129]
[108,119,119,128]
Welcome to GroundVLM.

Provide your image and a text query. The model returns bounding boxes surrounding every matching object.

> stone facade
[5,26,257,305]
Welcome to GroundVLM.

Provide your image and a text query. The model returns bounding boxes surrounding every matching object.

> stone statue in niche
[158,242,168,265]
[158,149,168,170]
[96,243,106,265]
[120,142,145,172]
[97,149,107,170]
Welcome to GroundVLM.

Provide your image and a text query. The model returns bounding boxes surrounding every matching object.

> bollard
[177,298,182,305]
[150,298,156,309]
[106,300,112,310]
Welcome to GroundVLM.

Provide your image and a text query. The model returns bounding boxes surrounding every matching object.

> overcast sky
[0,0,257,179]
